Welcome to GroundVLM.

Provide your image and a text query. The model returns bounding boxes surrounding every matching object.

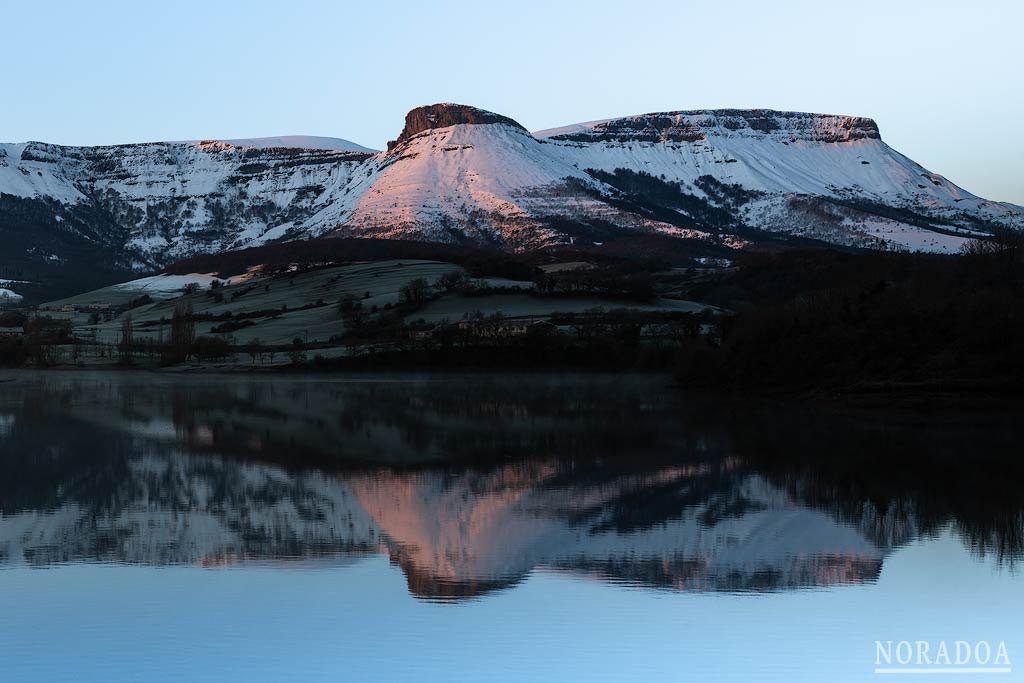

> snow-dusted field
[111,273,228,297]
[46,260,464,345]
[40,257,713,350]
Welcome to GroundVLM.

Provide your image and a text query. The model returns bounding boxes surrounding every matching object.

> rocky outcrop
[387,103,528,150]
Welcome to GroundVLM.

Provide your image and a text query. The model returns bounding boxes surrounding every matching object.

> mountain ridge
[535,108,882,143]
[2,102,1021,298]
[180,135,377,153]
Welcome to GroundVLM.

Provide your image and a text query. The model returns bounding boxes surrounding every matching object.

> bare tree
[400,278,431,306]
[168,301,195,364]
[118,314,134,363]
[248,338,263,365]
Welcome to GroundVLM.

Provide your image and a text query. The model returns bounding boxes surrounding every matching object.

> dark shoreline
[8,363,1022,413]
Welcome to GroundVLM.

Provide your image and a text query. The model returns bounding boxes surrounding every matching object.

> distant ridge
[178,135,376,153]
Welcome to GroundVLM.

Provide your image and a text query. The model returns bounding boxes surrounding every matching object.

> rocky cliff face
[388,103,529,149]
[2,103,1021,295]
[541,109,881,143]
[2,140,372,264]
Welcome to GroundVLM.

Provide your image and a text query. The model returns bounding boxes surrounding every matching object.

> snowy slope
[343,119,586,247]
[2,104,1022,278]
[0,139,374,268]
[338,105,1023,253]
[340,105,727,248]
[534,109,1023,251]
[111,272,230,298]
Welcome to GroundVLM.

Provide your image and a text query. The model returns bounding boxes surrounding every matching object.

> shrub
[191,335,231,362]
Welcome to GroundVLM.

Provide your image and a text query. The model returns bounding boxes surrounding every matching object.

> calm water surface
[1,371,1022,682]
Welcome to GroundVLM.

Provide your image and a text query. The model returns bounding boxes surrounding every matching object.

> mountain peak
[388,103,527,150]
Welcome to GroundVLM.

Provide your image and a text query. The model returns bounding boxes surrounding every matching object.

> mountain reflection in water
[1,371,1021,602]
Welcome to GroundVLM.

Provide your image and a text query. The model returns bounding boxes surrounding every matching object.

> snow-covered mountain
[2,102,1021,283]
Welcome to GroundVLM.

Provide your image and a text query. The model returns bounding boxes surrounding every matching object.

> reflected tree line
[676,397,1024,565]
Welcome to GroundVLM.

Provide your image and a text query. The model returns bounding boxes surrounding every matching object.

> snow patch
[111,273,224,298]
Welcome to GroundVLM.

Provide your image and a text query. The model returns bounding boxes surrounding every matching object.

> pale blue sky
[2,0,1021,204]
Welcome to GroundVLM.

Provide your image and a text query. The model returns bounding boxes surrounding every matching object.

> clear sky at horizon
[2,0,1021,204]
